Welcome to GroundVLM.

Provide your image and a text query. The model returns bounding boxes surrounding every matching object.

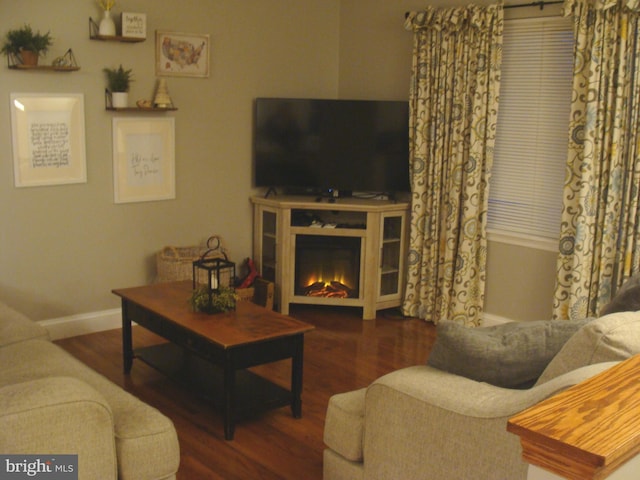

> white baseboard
[38,308,123,340]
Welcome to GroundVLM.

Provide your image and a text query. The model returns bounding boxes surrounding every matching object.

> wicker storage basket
[236,278,274,310]
[236,287,255,302]
[155,235,228,283]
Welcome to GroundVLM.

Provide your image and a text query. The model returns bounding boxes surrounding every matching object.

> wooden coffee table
[112,281,315,440]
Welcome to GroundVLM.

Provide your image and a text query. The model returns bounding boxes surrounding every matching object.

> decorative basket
[237,278,275,310]
[235,287,255,303]
[155,235,229,283]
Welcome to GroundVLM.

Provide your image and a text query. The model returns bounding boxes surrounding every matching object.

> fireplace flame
[304,281,352,298]
[302,271,354,298]
[298,260,357,298]
[304,272,348,287]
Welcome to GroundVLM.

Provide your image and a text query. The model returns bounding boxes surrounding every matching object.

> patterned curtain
[553,0,640,319]
[402,4,503,326]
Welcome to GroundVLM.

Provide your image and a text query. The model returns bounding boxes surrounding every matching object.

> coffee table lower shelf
[135,343,292,421]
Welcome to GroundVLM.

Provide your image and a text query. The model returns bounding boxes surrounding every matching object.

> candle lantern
[191,237,236,313]
[192,256,236,292]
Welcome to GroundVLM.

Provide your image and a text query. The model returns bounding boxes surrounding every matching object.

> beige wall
[1,0,561,323]
[0,0,340,319]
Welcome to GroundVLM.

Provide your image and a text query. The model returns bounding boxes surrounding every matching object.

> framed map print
[156,30,209,78]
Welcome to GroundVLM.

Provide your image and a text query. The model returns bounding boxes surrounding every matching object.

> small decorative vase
[99,10,116,36]
[111,92,128,108]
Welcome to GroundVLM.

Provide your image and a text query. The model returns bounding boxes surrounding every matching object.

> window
[488,17,574,247]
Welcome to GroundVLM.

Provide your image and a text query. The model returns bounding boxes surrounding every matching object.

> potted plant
[103,64,133,108]
[1,24,52,66]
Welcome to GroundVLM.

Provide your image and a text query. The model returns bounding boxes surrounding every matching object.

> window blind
[488,16,574,241]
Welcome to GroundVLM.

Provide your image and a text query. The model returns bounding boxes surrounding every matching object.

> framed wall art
[112,117,175,203]
[156,30,210,78]
[10,93,87,187]
[121,12,147,39]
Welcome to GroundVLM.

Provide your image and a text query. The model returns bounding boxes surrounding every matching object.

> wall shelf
[89,17,145,43]
[104,90,176,112]
[8,64,80,72]
[106,107,178,112]
[6,48,79,71]
[90,34,145,43]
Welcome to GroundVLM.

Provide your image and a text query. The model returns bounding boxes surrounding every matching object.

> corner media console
[251,195,409,320]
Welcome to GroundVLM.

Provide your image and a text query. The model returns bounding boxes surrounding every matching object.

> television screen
[253,98,410,195]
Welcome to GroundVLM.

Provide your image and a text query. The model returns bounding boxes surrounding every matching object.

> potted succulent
[103,64,133,108]
[1,24,52,66]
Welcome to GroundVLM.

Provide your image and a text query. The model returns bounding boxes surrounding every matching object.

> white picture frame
[112,117,175,203]
[121,12,146,39]
[10,93,87,187]
[156,30,210,78]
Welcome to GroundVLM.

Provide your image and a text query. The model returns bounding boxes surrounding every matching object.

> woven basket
[236,287,255,303]
[155,235,229,283]
[236,278,274,310]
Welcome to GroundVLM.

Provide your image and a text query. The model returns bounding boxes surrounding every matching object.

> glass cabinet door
[260,210,277,282]
[379,214,404,298]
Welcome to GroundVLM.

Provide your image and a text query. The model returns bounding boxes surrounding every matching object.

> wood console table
[251,195,409,319]
[507,354,640,479]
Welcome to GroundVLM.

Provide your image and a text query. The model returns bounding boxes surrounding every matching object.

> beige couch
[323,310,640,480]
[0,301,180,480]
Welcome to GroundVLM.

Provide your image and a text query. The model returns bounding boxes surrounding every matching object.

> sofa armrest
[0,376,118,480]
[0,302,50,346]
[362,362,618,480]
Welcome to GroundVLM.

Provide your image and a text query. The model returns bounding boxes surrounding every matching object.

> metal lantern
[191,236,236,313]
[192,255,236,293]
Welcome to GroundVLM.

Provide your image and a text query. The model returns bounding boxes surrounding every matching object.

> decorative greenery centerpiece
[1,24,52,65]
[190,286,237,314]
[103,64,133,92]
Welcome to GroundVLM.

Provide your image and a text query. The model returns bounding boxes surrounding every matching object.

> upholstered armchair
[323,311,640,480]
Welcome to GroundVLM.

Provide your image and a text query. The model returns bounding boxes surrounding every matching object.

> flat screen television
[253,97,410,197]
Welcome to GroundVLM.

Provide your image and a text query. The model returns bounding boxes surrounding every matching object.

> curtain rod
[504,1,563,9]
[405,1,563,17]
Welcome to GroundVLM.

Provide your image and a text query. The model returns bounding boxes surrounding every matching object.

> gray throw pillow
[600,278,640,316]
[427,318,591,388]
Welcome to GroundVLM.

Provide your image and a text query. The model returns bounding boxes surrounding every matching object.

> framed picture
[156,30,210,78]
[121,12,147,39]
[112,117,175,203]
[10,93,87,187]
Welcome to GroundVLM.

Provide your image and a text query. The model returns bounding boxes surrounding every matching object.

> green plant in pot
[103,64,133,108]
[1,24,52,66]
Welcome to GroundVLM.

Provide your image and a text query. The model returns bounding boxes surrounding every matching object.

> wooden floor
[56,305,436,480]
